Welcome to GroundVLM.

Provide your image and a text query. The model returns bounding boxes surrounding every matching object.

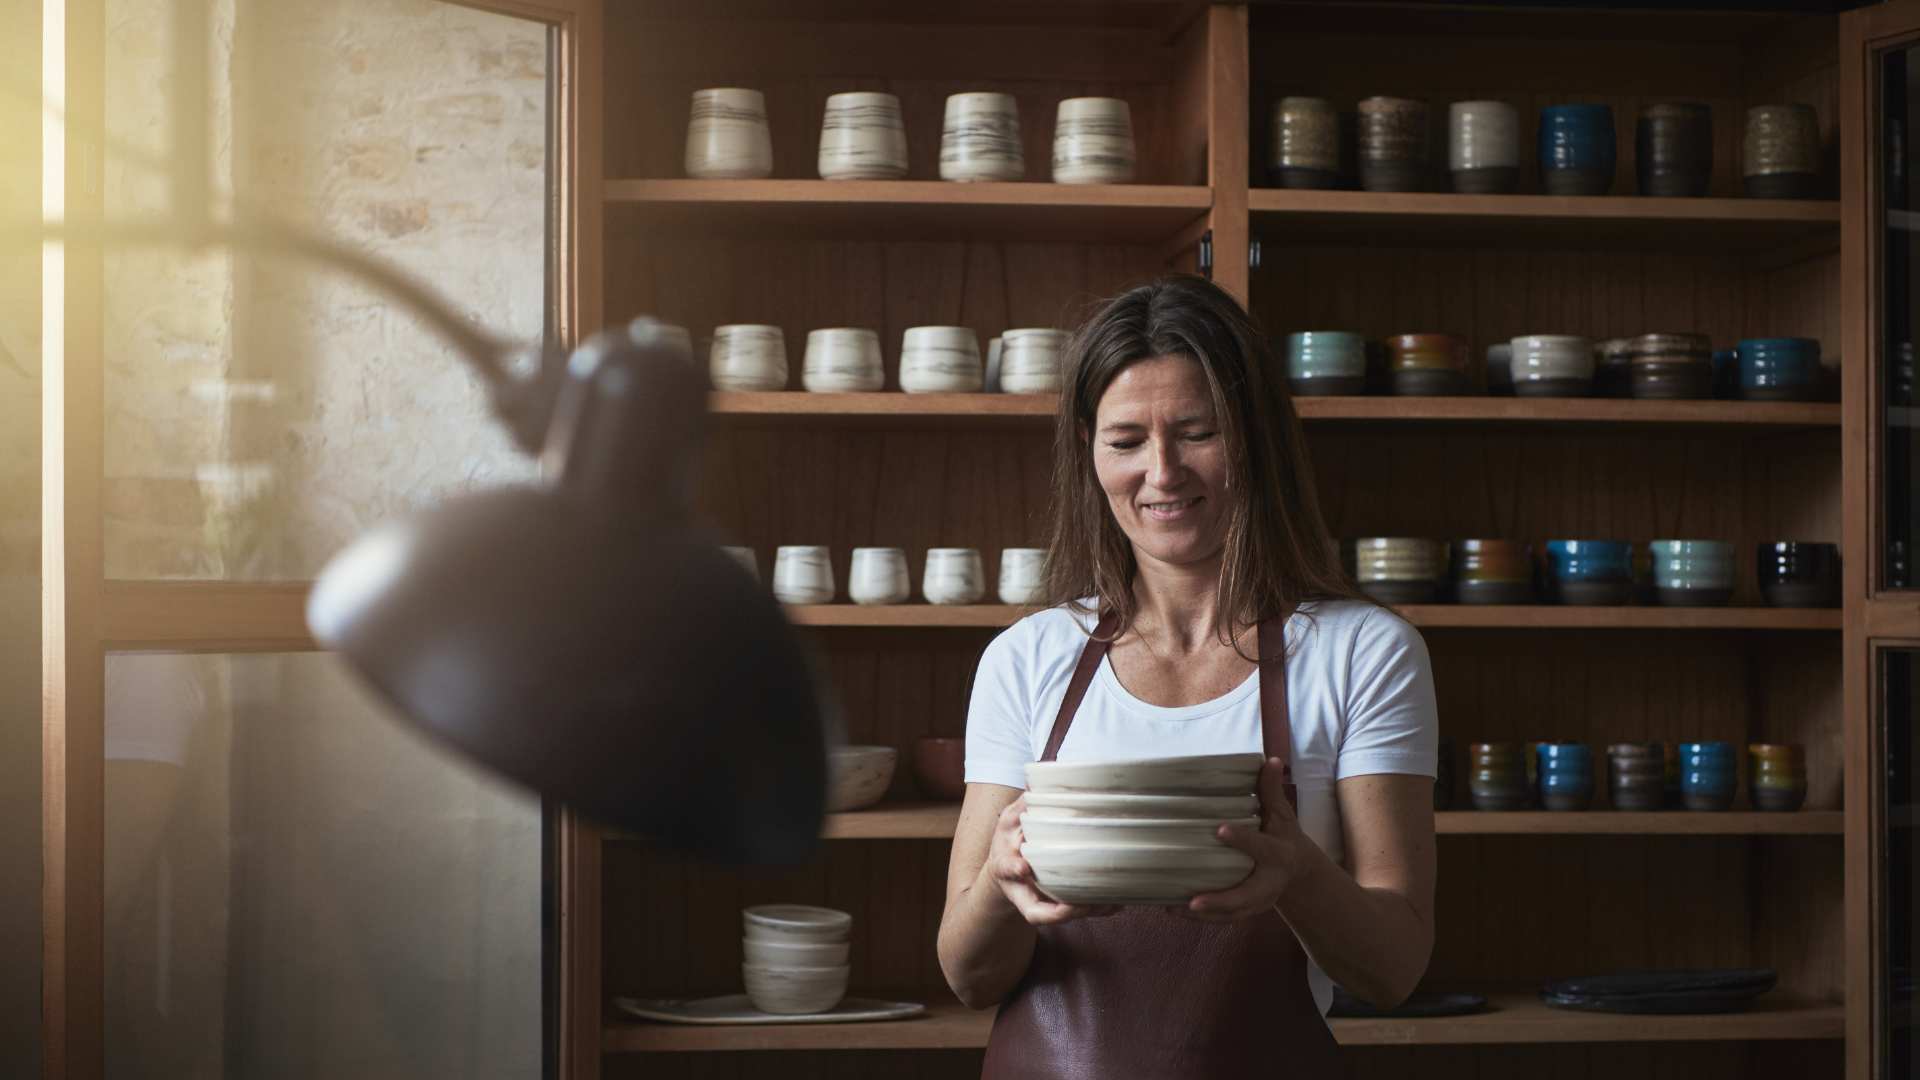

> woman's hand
[1186,757,1314,922]
[988,795,1119,926]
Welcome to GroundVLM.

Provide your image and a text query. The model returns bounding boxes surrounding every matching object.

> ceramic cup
[1748,743,1808,812]
[848,547,911,605]
[1271,97,1341,189]
[923,548,986,605]
[802,328,884,392]
[899,326,983,393]
[1358,97,1430,192]
[817,91,908,180]
[685,88,773,180]
[1743,104,1821,198]
[1629,332,1714,400]
[722,545,758,582]
[1537,743,1594,811]
[1607,743,1666,811]
[710,324,789,391]
[940,92,1024,182]
[999,548,1047,605]
[1286,331,1367,396]
[1758,541,1840,608]
[1539,104,1616,195]
[1351,538,1448,604]
[1485,343,1514,396]
[1385,333,1470,396]
[1000,329,1069,394]
[1637,102,1713,197]
[1469,742,1532,811]
[772,545,835,605]
[1545,539,1634,605]
[1593,337,1636,398]
[1510,335,1595,397]
[1678,740,1738,811]
[1650,539,1735,607]
[1452,539,1533,605]
[912,736,966,802]
[1052,97,1135,184]
[1735,337,1821,401]
[1448,100,1520,194]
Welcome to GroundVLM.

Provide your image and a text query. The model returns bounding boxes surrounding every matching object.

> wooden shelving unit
[787,603,1841,631]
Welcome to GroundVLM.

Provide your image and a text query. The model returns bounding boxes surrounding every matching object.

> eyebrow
[1097,414,1214,434]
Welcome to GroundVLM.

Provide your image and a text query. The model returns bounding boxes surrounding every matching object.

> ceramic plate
[1023,792,1260,819]
[1025,753,1263,795]
[1022,842,1254,904]
[614,994,926,1026]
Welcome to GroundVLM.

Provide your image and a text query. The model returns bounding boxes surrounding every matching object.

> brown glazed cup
[1743,104,1822,198]
[1271,96,1341,189]
[911,736,966,802]
[1358,97,1431,192]
[1385,333,1470,396]
[1453,539,1534,605]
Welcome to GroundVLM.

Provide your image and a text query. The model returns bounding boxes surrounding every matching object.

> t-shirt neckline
[1094,653,1262,722]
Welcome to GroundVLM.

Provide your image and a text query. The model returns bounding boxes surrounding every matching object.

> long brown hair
[1042,275,1363,645]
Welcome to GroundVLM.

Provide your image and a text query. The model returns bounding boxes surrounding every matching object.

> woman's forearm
[938,861,1039,1009]
[1274,844,1432,1006]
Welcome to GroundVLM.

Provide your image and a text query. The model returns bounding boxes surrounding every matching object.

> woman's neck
[1129,548,1227,653]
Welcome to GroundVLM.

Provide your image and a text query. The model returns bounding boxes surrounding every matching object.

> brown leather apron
[980,609,1341,1080]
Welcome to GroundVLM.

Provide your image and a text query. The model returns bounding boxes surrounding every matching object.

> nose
[1146,435,1184,490]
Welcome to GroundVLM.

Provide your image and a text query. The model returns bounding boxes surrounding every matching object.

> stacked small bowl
[1453,540,1533,605]
[1511,335,1595,397]
[1650,540,1735,607]
[742,905,851,1015]
[1022,753,1262,905]
[1629,333,1714,400]
[1608,743,1666,810]
[1678,741,1738,811]
[1351,538,1448,603]
[1545,540,1634,605]
[1749,743,1808,811]
[1736,337,1822,401]
[1385,333,1470,396]
[1537,743,1594,811]
[1286,331,1367,396]
[1469,743,1531,811]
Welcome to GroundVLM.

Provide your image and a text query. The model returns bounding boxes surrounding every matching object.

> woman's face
[1090,354,1233,571]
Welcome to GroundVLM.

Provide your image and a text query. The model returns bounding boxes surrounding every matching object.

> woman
[936,276,1437,1078]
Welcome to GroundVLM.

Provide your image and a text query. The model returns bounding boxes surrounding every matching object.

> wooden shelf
[788,604,1841,631]
[1248,189,1839,252]
[606,179,1211,243]
[603,993,1842,1052]
[821,804,1841,840]
[711,392,1839,430]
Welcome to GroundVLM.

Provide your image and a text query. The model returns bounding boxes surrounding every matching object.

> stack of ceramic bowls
[1511,335,1594,397]
[1678,741,1738,811]
[1485,344,1514,396]
[1758,541,1840,607]
[1743,104,1821,198]
[1748,743,1807,812]
[1593,337,1635,398]
[1469,743,1531,811]
[940,92,1024,182]
[1352,538,1448,603]
[1630,333,1714,399]
[828,745,897,811]
[1358,97,1430,192]
[924,548,986,604]
[1637,103,1713,197]
[803,328,885,392]
[1448,100,1520,194]
[1536,743,1594,811]
[848,547,910,605]
[1650,540,1735,606]
[1286,331,1367,396]
[1021,754,1262,905]
[711,325,789,391]
[1385,334,1469,396]
[1452,540,1533,605]
[1052,98,1135,184]
[998,548,1047,604]
[1735,337,1821,401]
[685,88,774,180]
[1000,329,1068,394]
[817,92,909,180]
[742,905,851,1015]
[1607,743,1666,811]
[1545,540,1634,605]
[899,327,983,393]
[1539,104,1616,195]
[1270,97,1340,190]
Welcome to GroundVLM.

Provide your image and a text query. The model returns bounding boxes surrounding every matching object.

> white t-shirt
[963,598,1439,1018]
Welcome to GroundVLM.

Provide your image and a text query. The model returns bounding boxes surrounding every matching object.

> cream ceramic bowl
[742,963,850,1015]
[742,939,851,967]
[1020,814,1260,847]
[1021,791,1260,820]
[742,904,852,944]
[1022,843,1255,905]
[828,745,897,811]
[1025,752,1263,795]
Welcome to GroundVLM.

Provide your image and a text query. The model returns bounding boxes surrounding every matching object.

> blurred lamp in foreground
[306,320,828,864]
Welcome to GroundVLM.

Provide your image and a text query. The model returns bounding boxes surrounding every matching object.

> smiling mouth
[1141,496,1202,519]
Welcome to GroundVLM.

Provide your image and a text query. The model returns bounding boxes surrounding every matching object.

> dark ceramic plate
[1541,989,1762,1015]
[1539,968,1775,1014]
[1329,987,1489,1019]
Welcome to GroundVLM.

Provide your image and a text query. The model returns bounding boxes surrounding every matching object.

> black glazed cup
[1757,541,1840,608]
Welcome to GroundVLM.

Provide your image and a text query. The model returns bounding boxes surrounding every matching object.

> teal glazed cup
[1650,539,1736,607]
[1539,104,1617,195]
[1286,331,1367,396]
[1537,743,1594,811]
[1679,741,1738,811]
[1545,540,1634,606]
[1735,337,1821,401]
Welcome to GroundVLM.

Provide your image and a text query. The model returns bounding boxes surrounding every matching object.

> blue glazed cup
[1650,539,1735,607]
[1545,540,1634,605]
[1679,741,1738,810]
[1539,104,1616,195]
[1287,331,1368,395]
[1735,337,1821,401]
[1537,743,1594,811]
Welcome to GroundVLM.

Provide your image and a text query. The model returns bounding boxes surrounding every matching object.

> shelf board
[603,993,1841,1052]
[1248,189,1838,251]
[788,604,1841,631]
[606,179,1211,243]
[822,804,1841,840]
[711,392,1840,430]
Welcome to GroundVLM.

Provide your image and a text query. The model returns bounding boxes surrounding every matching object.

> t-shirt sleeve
[965,624,1038,790]
[1336,608,1439,780]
